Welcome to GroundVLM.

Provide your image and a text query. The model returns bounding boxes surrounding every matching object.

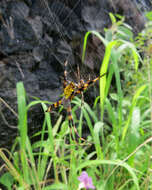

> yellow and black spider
[46,61,106,143]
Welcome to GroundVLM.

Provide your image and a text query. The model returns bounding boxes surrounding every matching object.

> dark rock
[81,2,110,30]
[109,0,146,33]
[0,18,38,54]
[6,1,29,19]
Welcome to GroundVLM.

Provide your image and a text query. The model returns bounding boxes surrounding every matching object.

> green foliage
[0,13,152,190]
[0,172,14,190]
[145,11,152,21]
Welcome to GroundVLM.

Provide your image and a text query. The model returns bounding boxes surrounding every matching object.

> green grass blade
[122,85,147,141]
[16,82,29,183]
[93,122,104,159]
[82,30,108,63]
[0,149,27,187]
[110,50,123,125]
[105,98,119,152]
[100,41,118,120]
[17,82,27,148]
[42,183,68,190]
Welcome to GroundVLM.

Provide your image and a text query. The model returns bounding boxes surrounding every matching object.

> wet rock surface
[0,0,151,148]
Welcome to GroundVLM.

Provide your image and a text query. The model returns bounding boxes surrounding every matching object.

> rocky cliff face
[0,0,151,148]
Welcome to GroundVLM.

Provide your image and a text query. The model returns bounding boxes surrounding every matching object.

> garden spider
[46,61,106,143]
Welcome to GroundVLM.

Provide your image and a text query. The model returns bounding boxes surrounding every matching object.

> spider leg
[80,72,107,91]
[63,60,68,88]
[70,72,107,98]
[46,99,62,112]
[67,102,87,143]
[79,80,85,107]
[80,91,84,107]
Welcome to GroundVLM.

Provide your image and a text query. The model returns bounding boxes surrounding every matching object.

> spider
[46,61,106,144]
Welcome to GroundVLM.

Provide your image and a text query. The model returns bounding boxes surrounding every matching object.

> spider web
[35,0,109,109]
[38,0,106,81]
